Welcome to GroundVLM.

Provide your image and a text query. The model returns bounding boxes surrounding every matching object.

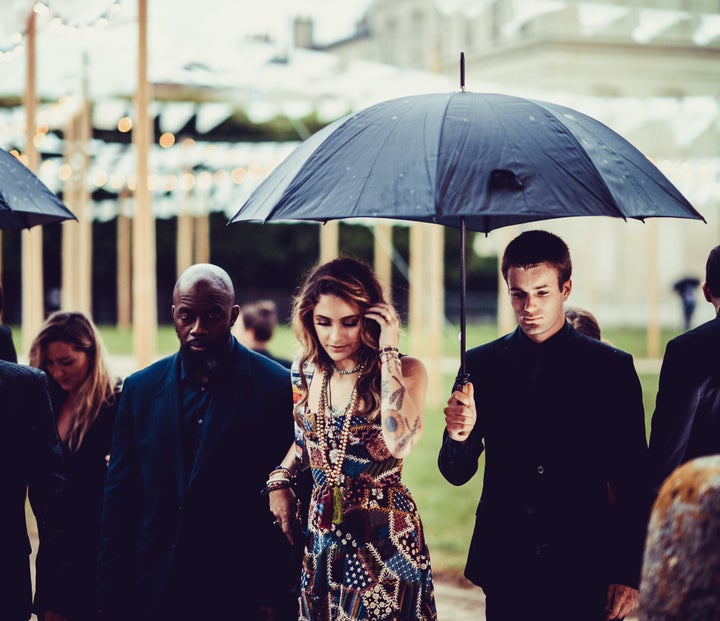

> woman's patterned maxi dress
[293,364,437,621]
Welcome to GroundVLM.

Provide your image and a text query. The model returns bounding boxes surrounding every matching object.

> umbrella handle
[454,377,471,438]
[455,372,470,388]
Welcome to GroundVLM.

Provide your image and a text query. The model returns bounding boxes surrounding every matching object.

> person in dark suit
[0,283,18,362]
[649,245,720,495]
[29,311,121,621]
[439,230,650,621]
[0,359,67,620]
[96,264,294,621]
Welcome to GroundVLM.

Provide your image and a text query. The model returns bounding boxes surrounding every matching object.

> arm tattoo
[382,363,406,410]
[381,360,421,451]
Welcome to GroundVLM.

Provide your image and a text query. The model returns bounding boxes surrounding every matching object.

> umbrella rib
[534,103,640,220]
[349,98,439,222]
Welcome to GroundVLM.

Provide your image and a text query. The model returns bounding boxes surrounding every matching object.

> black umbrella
[229,89,705,381]
[0,147,77,230]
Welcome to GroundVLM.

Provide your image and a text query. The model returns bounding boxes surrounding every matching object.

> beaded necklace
[331,361,363,375]
[316,367,361,525]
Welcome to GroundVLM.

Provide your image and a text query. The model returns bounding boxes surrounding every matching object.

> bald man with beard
[97,264,295,621]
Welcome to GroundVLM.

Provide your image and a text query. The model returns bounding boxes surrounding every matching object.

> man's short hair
[240,300,278,343]
[501,230,572,287]
[705,245,720,298]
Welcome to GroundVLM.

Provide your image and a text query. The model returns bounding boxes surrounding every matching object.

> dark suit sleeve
[648,337,700,494]
[438,431,484,486]
[27,369,69,614]
[0,326,17,363]
[604,353,651,589]
[437,363,486,486]
[96,378,142,616]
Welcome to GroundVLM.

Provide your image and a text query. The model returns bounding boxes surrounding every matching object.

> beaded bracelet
[378,346,399,357]
[268,465,292,481]
[263,479,292,495]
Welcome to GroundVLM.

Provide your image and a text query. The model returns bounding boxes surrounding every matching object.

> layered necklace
[316,366,362,526]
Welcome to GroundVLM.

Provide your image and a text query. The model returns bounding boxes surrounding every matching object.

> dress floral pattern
[292,363,437,621]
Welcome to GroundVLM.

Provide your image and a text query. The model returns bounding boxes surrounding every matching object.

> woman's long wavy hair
[291,257,387,422]
[29,311,117,452]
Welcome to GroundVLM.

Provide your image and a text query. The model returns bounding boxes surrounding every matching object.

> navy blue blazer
[97,338,294,618]
[649,312,720,493]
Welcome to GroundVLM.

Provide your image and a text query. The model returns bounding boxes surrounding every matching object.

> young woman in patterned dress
[267,257,438,620]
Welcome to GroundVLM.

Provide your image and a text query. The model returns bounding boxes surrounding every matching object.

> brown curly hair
[291,257,387,422]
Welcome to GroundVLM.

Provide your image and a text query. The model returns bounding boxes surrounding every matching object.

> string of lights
[0,0,123,58]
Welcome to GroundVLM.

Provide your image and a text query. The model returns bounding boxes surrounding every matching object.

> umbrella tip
[460,52,465,91]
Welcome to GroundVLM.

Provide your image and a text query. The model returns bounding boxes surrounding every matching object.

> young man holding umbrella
[439,230,650,621]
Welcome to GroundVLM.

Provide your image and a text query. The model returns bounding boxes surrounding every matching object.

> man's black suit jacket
[438,324,650,595]
[97,338,294,619]
[0,361,66,620]
[649,312,720,493]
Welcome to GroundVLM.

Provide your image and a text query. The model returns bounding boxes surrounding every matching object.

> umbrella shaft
[459,217,468,382]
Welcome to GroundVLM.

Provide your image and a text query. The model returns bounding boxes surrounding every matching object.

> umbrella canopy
[230,90,704,231]
[0,147,77,230]
[229,90,705,377]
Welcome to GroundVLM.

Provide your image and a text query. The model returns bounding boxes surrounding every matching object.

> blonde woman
[29,311,121,621]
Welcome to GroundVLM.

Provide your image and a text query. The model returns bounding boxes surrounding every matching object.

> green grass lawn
[18,320,668,580]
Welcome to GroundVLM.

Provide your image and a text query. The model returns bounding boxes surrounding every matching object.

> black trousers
[482,548,609,621]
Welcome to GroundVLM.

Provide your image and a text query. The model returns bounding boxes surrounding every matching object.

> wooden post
[176,183,193,276]
[21,10,44,355]
[496,228,515,335]
[61,114,78,310]
[132,0,158,368]
[647,220,661,359]
[373,221,393,302]
[194,212,210,265]
[76,52,93,315]
[408,223,426,361]
[639,455,720,620]
[319,221,339,263]
[427,225,444,409]
[116,204,132,330]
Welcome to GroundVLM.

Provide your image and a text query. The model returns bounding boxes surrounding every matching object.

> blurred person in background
[565,306,602,341]
[673,276,700,331]
[29,311,122,621]
[238,299,293,368]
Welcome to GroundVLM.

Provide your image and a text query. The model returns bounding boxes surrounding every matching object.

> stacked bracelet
[265,479,291,493]
[378,346,400,362]
[378,346,399,356]
[264,464,293,494]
